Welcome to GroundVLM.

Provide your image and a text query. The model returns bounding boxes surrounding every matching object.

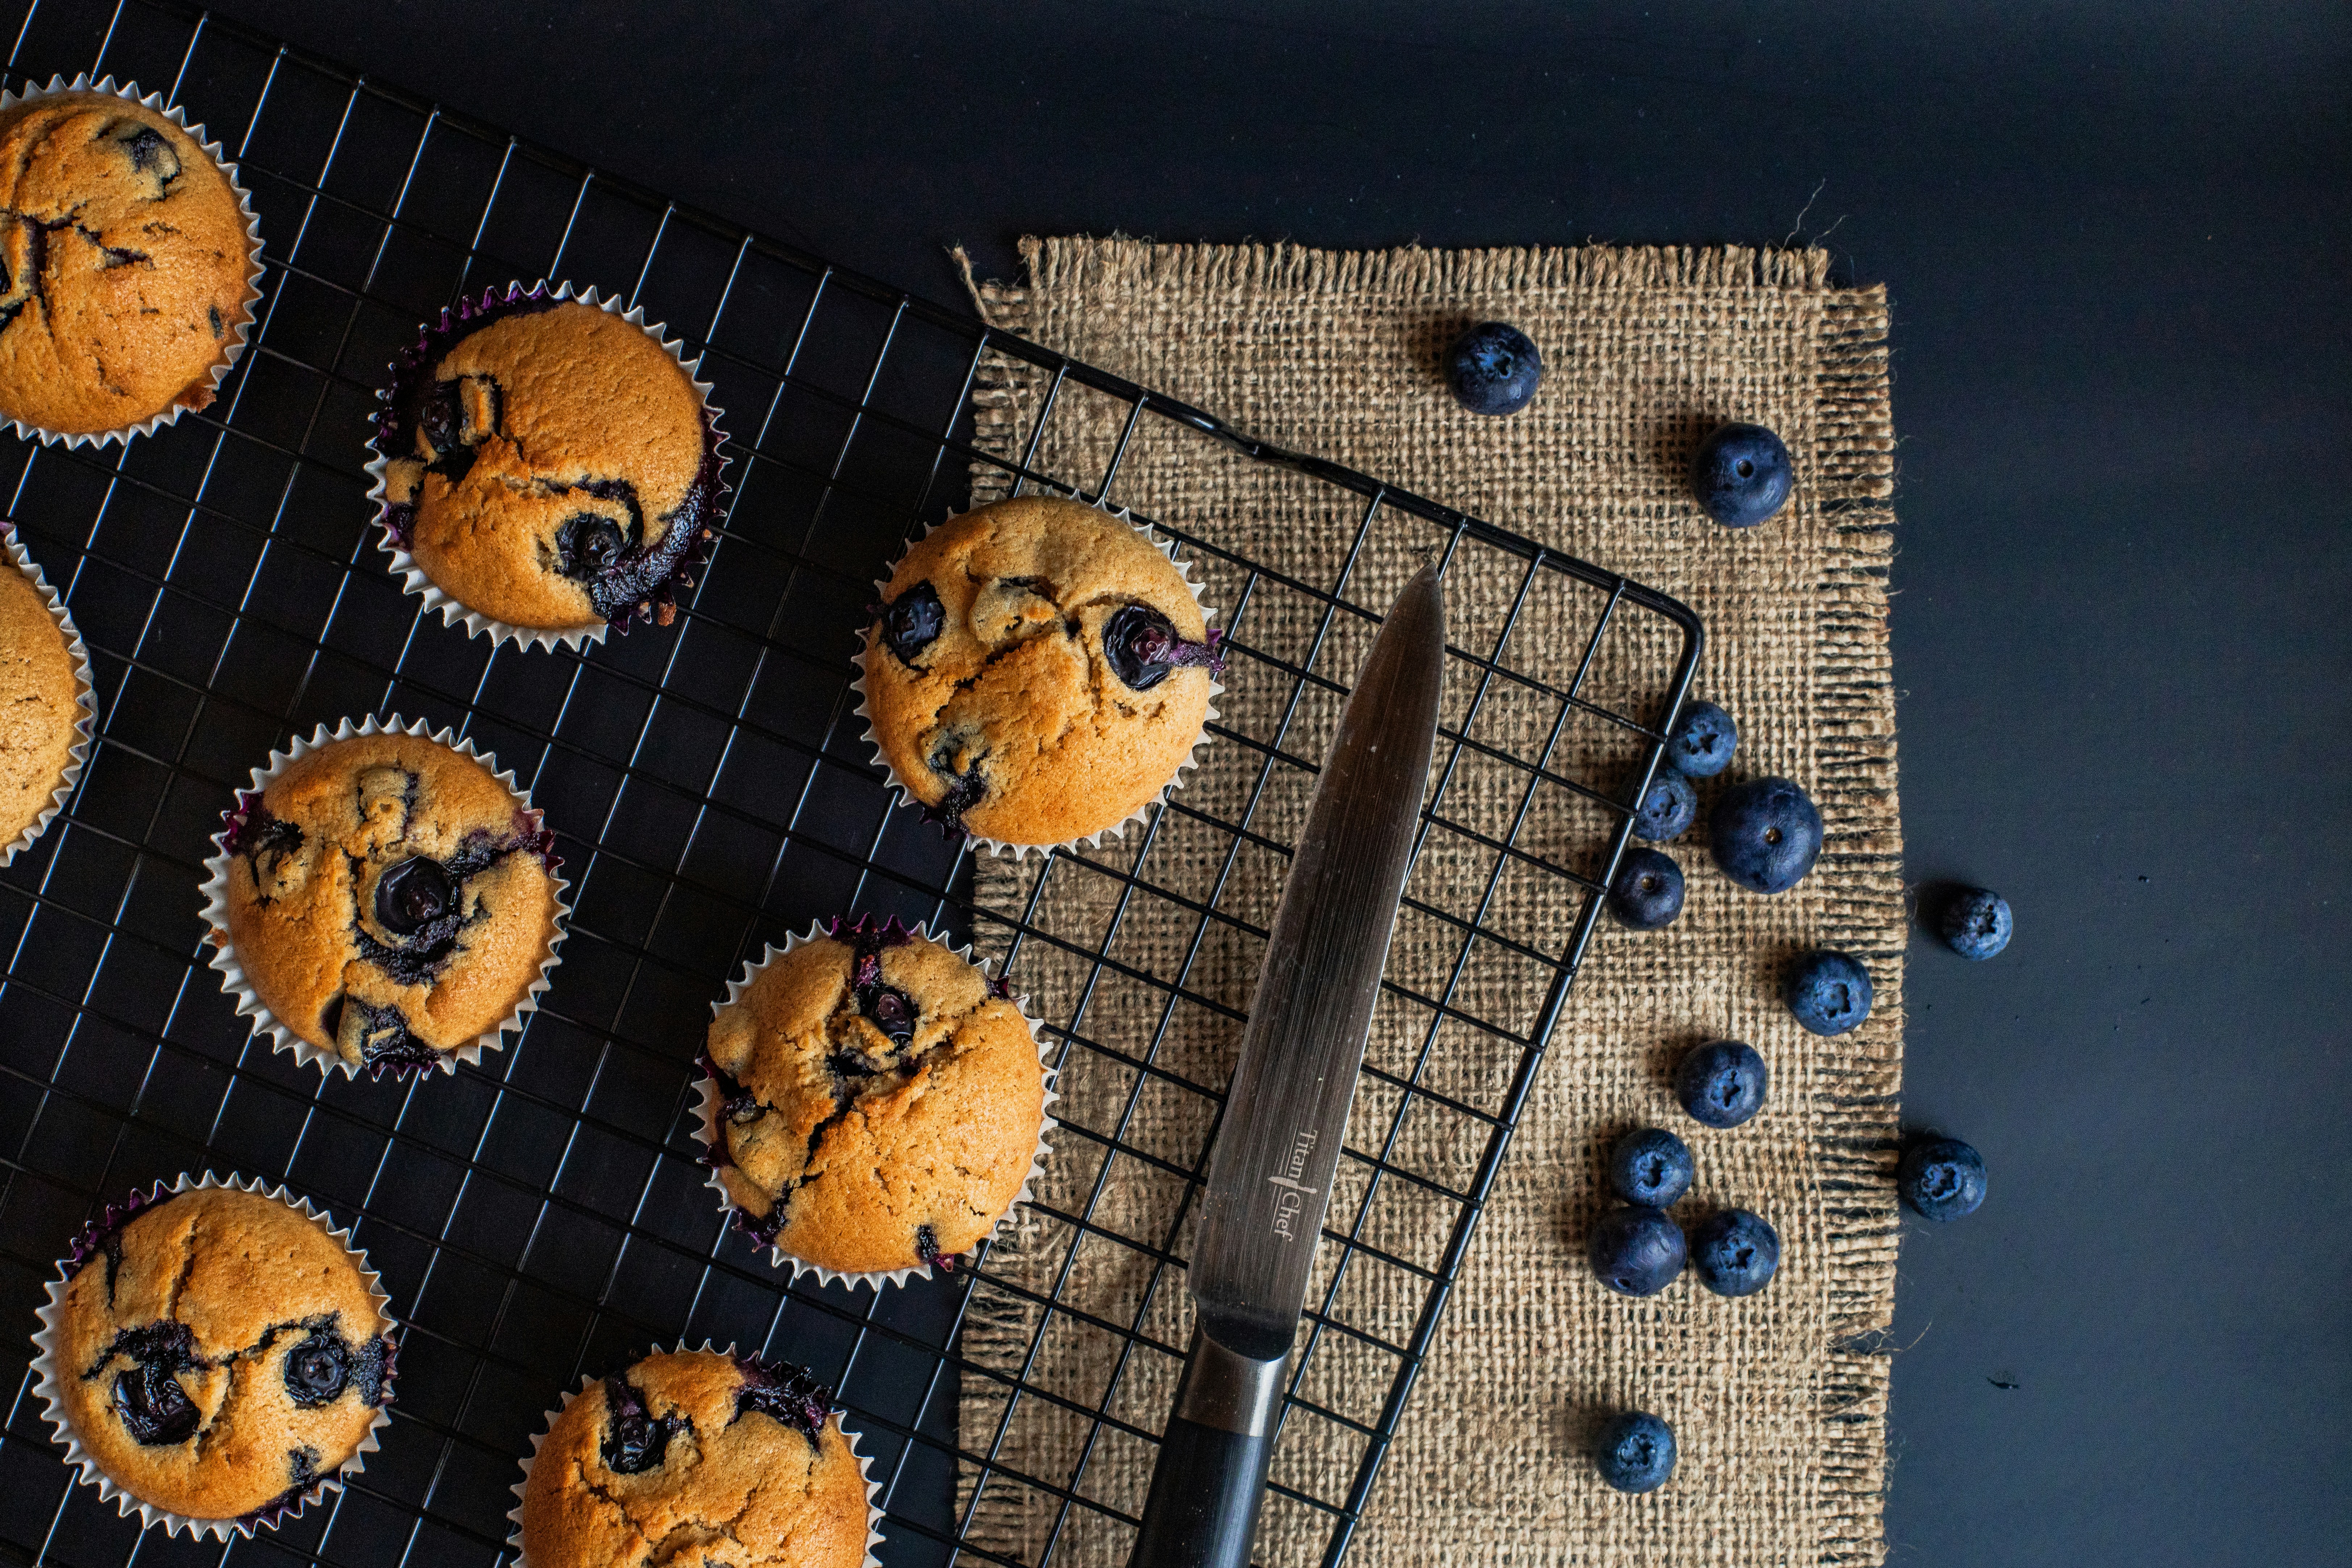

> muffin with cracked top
[208,726,563,1077]
[700,916,1046,1278]
[37,1181,394,1531]
[0,84,255,437]
[516,1347,872,1568]
[372,285,724,639]
[859,496,1222,849]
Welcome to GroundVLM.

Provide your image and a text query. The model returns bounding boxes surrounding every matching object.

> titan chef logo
[1267,1127,1321,1239]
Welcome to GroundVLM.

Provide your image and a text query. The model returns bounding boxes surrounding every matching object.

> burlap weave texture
[956,238,1900,1567]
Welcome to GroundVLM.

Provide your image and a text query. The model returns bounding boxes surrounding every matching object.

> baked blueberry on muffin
[0,547,85,854]
[0,84,255,437]
[516,1348,873,1568]
[700,917,1046,1278]
[371,285,723,638]
[859,496,1222,849]
[37,1182,393,1530]
[208,725,563,1076]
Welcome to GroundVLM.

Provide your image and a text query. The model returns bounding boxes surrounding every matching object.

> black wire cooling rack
[0,3,1703,1564]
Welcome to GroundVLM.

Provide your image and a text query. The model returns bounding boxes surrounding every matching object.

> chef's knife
[1128,561,1447,1568]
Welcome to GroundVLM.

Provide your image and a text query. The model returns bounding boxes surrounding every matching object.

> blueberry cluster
[1588,1120,1781,1305]
[1608,695,1829,933]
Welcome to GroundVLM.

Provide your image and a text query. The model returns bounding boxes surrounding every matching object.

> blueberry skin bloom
[1690,421,1794,527]
[1784,949,1874,1036]
[1939,886,2013,960]
[1607,847,1685,931]
[1594,1410,1678,1494]
[1447,322,1544,416]
[1665,698,1738,778]
[1900,1139,1988,1221]
[1689,1208,1782,1297]
[1632,769,1697,841]
[1675,1039,1767,1129]
[1710,775,1824,894]
[1587,1205,1687,1297]
[1607,1127,1694,1209]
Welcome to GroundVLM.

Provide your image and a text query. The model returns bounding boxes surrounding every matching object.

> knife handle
[1129,1329,1286,1568]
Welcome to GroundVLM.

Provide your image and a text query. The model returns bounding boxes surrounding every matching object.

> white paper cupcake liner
[197,714,572,1079]
[0,526,96,867]
[362,279,732,652]
[852,499,1223,860]
[0,75,265,450]
[505,1341,884,1568]
[695,919,1058,1290]
[29,1171,398,1540]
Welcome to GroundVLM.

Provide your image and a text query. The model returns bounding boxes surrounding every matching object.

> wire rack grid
[0,3,1702,1566]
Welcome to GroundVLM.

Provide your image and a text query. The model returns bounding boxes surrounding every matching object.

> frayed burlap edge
[951,238,1900,1567]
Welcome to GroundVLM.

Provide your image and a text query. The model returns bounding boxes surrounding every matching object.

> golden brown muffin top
[216,730,560,1076]
[0,91,252,435]
[519,1348,871,1568]
[378,298,719,633]
[705,920,1045,1276]
[53,1186,392,1523]
[0,557,80,848]
[860,496,1221,848]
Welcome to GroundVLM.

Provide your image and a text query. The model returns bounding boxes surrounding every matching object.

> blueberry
[1899,1138,1988,1222]
[281,1325,351,1406]
[732,1355,837,1443]
[1446,322,1544,417]
[1607,1128,1694,1209]
[373,857,453,936]
[1689,1208,1781,1297]
[1632,770,1696,841]
[1102,604,1222,691]
[1938,886,2013,961]
[1665,698,1738,778]
[557,512,627,579]
[600,1374,686,1475]
[1675,1040,1767,1129]
[863,986,917,1048]
[915,1223,958,1272]
[881,581,946,664]
[1709,776,1824,895]
[107,1321,202,1446]
[107,120,179,182]
[1784,949,1873,1036]
[1607,847,1685,931]
[1587,1205,1686,1297]
[1594,1410,1677,1493]
[1690,422,1794,528]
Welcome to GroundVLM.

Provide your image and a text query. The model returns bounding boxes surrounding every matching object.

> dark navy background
[205,2,2352,1560]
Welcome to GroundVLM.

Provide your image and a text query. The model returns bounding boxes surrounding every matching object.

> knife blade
[1128,561,1447,1568]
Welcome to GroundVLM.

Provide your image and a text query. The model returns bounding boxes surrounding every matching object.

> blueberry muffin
[0,88,254,436]
[212,728,562,1076]
[702,917,1045,1276]
[861,497,1222,847]
[42,1183,393,1527]
[0,555,82,849]
[517,1348,872,1567]
[373,289,723,636]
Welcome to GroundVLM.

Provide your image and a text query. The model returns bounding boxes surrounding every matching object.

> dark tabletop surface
[194,1,2352,1560]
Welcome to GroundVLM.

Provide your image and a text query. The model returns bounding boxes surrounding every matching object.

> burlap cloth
[950,238,1900,1567]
